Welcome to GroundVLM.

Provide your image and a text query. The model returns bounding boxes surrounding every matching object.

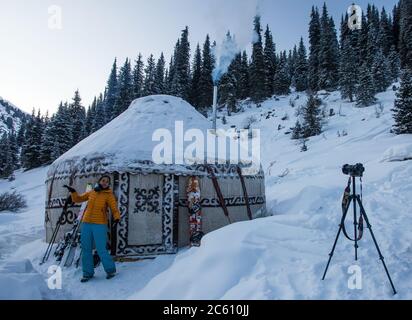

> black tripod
[322,175,397,295]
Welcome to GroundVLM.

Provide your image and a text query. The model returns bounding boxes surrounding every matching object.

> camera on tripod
[322,162,397,295]
[342,163,365,177]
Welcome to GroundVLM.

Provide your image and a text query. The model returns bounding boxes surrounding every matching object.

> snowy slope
[1,87,412,300]
[0,97,26,135]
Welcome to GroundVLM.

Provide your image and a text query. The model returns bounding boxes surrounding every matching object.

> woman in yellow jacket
[64,175,121,283]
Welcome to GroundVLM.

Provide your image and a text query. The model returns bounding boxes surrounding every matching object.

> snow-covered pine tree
[392,68,412,134]
[263,25,276,98]
[154,53,166,94]
[250,15,266,103]
[356,63,377,107]
[318,4,339,91]
[166,55,175,95]
[92,94,106,132]
[21,110,44,170]
[16,120,26,147]
[380,7,394,56]
[273,52,291,96]
[52,102,74,156]
[198,35,214,111]
[302,94,322,138]
[132,53,144,100]
[292,120,303,140]
[308,6,321,92]
[372,49,392,93]
[0,134,13,178]
[399,0,412,70]
[83,98,96,137]
[143,54,156,96]
[104,58,119,122]
[113,58,133,118]
[295,38,308,92]
[388,45,401,81]
[188,44,202,110]
[239,51,250,100]
[40,112,54,165]
[289,47,298,89]
[339,13,359,102]
[68,90,86,146]
[170,27,191,101]
[8,131,19,170]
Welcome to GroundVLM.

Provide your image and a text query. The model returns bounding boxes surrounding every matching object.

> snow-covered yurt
[45,95,267,257]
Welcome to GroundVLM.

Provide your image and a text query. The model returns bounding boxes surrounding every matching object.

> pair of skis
[187,177,204,247]
[55,183,93,268]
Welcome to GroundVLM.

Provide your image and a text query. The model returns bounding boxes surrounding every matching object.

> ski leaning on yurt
[44,95,267,258]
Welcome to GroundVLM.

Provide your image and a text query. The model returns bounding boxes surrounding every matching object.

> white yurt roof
[48,95,259,177]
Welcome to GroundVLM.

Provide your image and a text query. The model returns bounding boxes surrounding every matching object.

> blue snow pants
[81,223,116,278]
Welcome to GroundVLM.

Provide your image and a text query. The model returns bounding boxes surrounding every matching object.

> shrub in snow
[281,113,289,121]
[242,116,258,130]
[0,191,27,213]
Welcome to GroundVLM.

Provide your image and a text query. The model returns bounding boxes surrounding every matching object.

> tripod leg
[356,196,397,295]
[322,198,352,280]
[352,177,359,261]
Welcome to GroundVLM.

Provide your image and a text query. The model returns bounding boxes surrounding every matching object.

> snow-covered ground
[1,88,411,300]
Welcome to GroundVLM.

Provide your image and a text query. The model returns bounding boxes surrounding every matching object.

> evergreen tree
[356,64,377,107]
[21,110,44,170]
[154,53,166,94]
[68,90,86,145]
[302,94,322,138]
[198,35,214,111]
[113,58,133,118]
[339,36,358,102]
[92,94,106,132]
[8,131,19,169]
[170,27,191,100]
[392,69,412,134]
[292,120,303,140]
[52,102,73,156]
[372,49,391,93]
[189,44,202,109]
[393,3,401,51]
[132,54,144,99]
[388,45,401,81]
[16,120,26,147]
[250,15,266,102]
[239,51,250,100]
[143,54,157,96]
[399,0,412,70]
[308,6,321,92]
[295,38,308,92]
[104,58,118,122]
[0,134,13,178]
[40,112,54,165]
[380,7,394,56]
[83,98,96,137]
[263,25,276,97]
[273,53,291,95]
[318,4,339,91]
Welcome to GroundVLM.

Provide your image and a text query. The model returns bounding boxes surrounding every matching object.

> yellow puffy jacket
[71,189,121,225]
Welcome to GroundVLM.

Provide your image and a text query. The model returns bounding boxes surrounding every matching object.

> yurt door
[116,173,177,256]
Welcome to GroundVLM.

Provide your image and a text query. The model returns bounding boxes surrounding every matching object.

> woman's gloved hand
[63,185,76,193]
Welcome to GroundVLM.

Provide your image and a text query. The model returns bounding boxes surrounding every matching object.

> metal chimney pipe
[212,85,218,131]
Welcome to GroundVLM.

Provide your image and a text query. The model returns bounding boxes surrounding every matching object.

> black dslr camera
[342,163,365,177]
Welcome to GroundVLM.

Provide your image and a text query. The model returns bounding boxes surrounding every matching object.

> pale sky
[0,0,398,114]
